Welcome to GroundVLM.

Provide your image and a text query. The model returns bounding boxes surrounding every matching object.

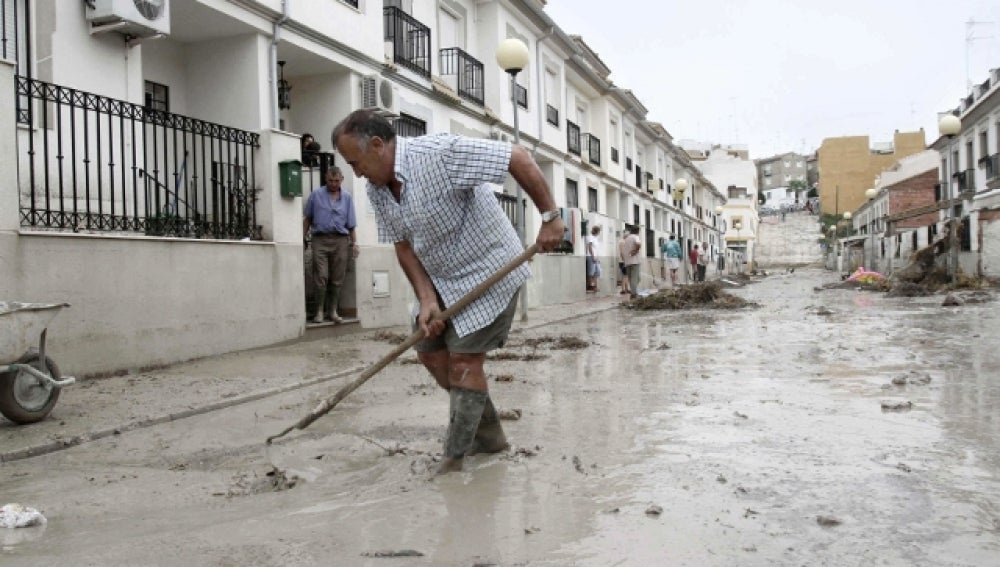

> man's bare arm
[509,145,564,251]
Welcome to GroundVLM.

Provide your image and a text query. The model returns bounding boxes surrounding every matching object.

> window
[437,7,463,49]
[633,204,639,225]
[610,119,619,163]
[565,178,579,208]
[514,83,527,109]
[980,130,989,160]
[966,141,974,170]
[144,80,169,112]
[544,67,559,115]
[587,187,598,212]
[395,113,426,137]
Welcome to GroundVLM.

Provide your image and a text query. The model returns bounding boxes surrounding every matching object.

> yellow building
[817,130,927,216]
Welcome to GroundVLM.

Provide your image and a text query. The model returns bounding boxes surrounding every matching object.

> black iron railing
[15,76,262,240]
[566,120,581,156]
[440,47,484,105]
[384,6,431,78]
[585,133,600,166]
[983,154,998,180]
[954,168,976,193]
[514,84,527,109]
[546,104,559,126]
[395,113,427,137]
[495,191,522,227]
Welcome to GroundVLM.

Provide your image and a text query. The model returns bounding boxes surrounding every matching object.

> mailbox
[278,160,302,197]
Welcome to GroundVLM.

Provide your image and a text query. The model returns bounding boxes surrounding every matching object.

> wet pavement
[1,269,998,566]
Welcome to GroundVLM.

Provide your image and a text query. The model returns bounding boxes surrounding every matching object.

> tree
[788,179,807,195]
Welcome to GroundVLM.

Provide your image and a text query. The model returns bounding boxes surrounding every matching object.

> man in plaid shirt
[333,110,565,475]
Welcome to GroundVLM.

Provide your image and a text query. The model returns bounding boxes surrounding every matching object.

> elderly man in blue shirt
[303,166,359,324]
[333,109,564,475]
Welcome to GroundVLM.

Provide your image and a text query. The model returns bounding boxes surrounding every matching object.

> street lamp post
[842,211,852,276]
[865,187,877,271]
[714,205,724,274]
[938,114,961,284]
[496,38,530,321]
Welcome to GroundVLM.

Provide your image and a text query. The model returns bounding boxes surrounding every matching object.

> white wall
[0,233,302,376]
[186,35,268,132]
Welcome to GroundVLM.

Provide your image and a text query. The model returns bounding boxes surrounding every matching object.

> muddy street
[2,269,999,566]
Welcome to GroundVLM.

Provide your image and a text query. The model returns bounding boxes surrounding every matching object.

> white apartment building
[931,67,1000,278]
[0,0,725,375]
[696,149,759,269]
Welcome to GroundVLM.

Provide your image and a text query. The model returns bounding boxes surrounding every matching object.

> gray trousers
[312,234,350,315]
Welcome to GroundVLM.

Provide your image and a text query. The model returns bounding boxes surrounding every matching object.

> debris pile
[626,282,756,310]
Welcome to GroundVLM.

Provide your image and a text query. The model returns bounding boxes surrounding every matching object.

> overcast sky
[544,0,1000,159]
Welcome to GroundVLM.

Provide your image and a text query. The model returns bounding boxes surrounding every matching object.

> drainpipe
[270,0,290,130]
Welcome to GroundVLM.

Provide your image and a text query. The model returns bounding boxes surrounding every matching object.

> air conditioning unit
[87,0,171,37]
[362,75,399,117]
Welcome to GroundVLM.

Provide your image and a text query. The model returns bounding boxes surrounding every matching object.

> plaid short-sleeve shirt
[366,134,529,337]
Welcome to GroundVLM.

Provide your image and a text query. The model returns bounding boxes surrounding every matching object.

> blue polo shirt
[304,187,357,235]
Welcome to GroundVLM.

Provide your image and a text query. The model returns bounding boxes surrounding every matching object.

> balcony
[384,6,431,78]
[439,47,484,105]
[546,104,559,126]
[585,133,600,166]
[981,154,999,180]
[567,120,581,156]
[986,154,1000,189]
[953,169,976,193]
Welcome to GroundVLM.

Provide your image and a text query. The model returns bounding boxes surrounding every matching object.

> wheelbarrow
[0,302,76,424]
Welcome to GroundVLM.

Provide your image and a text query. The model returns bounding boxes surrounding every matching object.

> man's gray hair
[332,109,396,150]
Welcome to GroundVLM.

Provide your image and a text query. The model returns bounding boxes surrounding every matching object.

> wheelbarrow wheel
[0,353,62,425]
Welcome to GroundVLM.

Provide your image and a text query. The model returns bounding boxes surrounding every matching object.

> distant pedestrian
[661,234,682,286]
[689,244,699,282]
[618,231,632,295]
[623,225,642,298]
[586,225,601,292]
[697,242,709,282]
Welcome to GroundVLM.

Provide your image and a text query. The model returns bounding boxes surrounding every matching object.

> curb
[0,364,365,464]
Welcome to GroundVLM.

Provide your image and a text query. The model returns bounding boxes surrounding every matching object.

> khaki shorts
[413,291,519,354]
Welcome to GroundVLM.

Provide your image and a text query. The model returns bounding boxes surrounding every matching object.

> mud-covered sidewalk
[2,269,999,566]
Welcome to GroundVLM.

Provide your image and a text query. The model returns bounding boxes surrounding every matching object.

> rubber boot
[436,388,487,475]
[466,395,509,456]
[312,298,325,324]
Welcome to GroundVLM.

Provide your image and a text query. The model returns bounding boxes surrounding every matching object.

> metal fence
[495,192,521,227]
[383,6,431,78]
[440,47,484,106]
[16,76,262,240]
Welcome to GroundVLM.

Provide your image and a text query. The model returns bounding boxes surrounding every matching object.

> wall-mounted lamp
[278,60,291,110]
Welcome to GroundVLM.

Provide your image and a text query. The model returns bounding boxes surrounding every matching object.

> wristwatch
[540,209,560,223]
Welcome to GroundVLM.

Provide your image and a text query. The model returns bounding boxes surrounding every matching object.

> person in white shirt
[585,225,601,292]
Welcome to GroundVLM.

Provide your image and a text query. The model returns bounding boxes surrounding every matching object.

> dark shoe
[435,388,487,475]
